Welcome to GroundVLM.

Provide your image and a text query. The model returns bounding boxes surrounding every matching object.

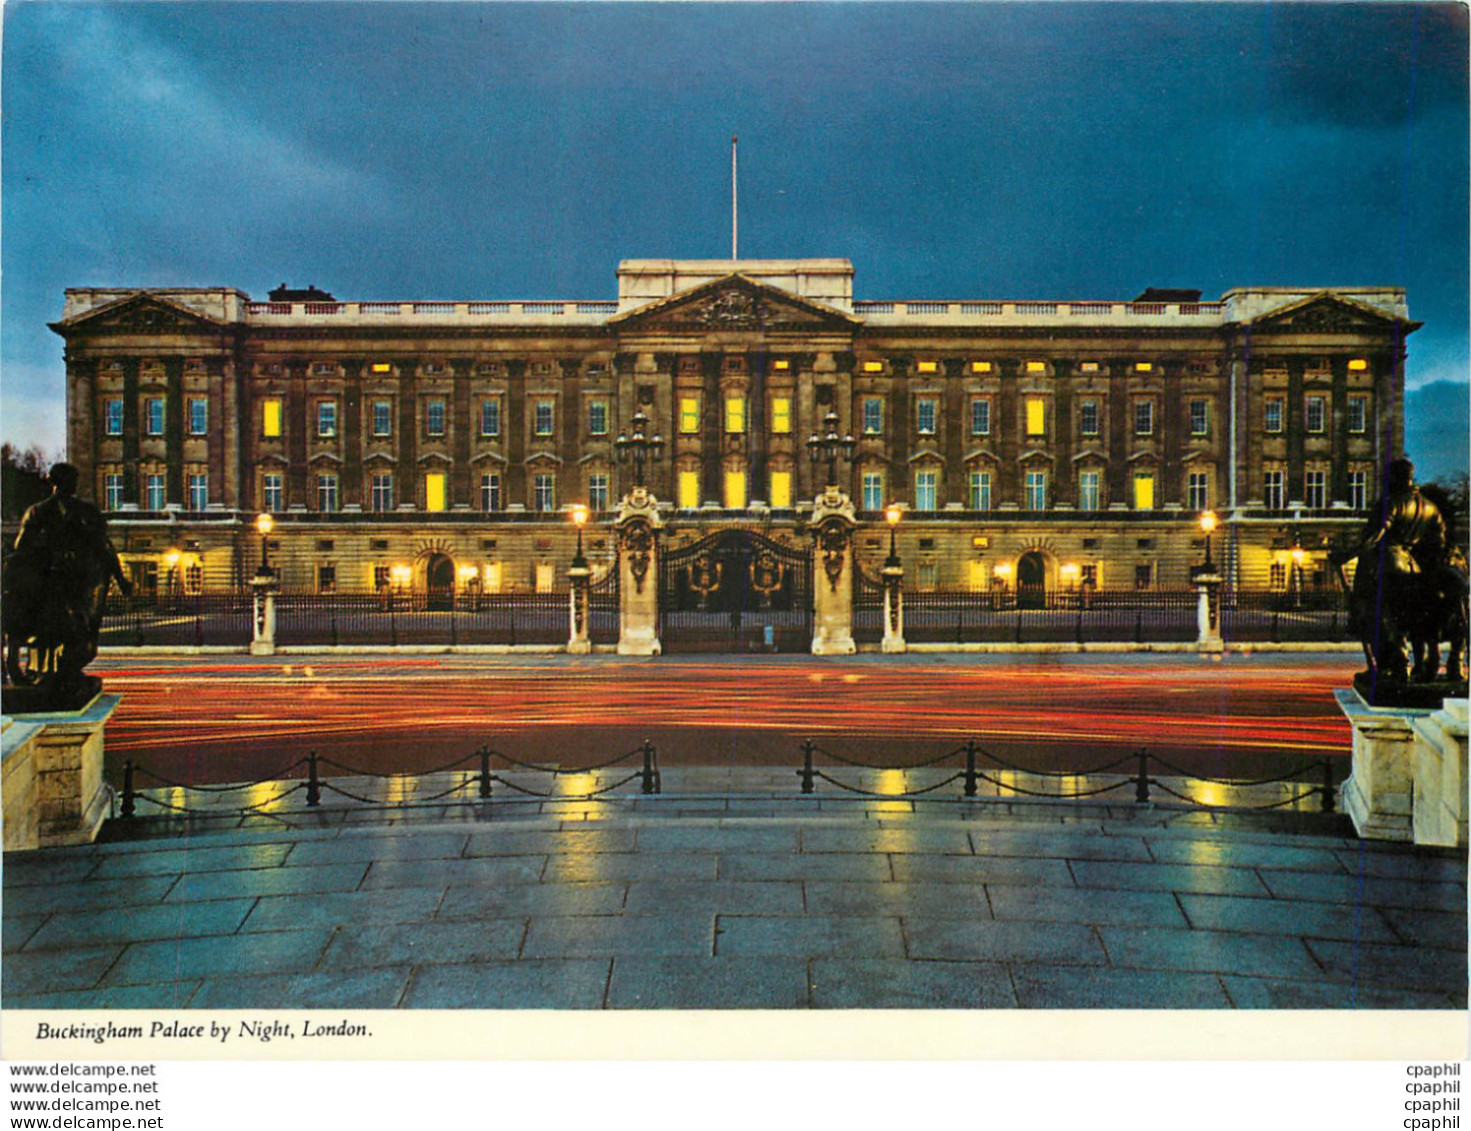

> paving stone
[542,852,717,883]
[166,864,369,903]
[810,958,1015,1009]
[2,854,100,886]
[1143,839,1347,873]
[803,881,992,919]
[1178,893,1400,943]
[1222,975,1461,1010]
[465,829,639,856]
[2,945,121,998]
[609,956,809,1009]
[988,886,1187,927]
[190,967,412,1010]
[5,982,202,1010]
[25,899,256,950]
[904,919,1106,965]
[1068,859,1270,897]
[322,920,525,968]
[1331,847,1469,883]
[102,930,332,987]
[1305,938,1469,995]
[360,856,544,890]
[636,825,799,852]
[96,825,343,853]
[1379,908,1470,951]
[1011,964,1230,1009]
[969,831,1153,863]
[402,959,610,1009]
[2,875,178,916]
[523,914,713,959]
[1097,926,1322,979]
[800,826,972,854]
[715,915,904,958]
[437,881,627,920]
[283,833,469,866]
[3,915,48,953]
[719,853,891,882]
[889,855,1072,887]
[623,880,803,916]
[242,888,446,933]
[1256,870,1466,912]
[90,842,293,879]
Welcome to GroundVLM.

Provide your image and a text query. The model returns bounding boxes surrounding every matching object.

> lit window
[1133,473,1155,510]
[1305,470,1327,509]
[1305,395,1327,434]
[863,360,884,373]
[971,361,992,374]
[724,470,747,509]
[372,401,393,437]
[480,473,501,511]
[861,473,884,511]
[188,398,208,436]
[588,401,608,436]
[533,401,554,436]
[1264,398,1284,434]
[371,362,392,374]
[1136,361,1153,372]
[914,470,937,511]
[371,473,394,512]
[679,397,701,434]
[188,474,208,511]
[1348,469,1368,510]
[1190,399,1209,436]
[970,399,991,436]
[145,398,165,436]
[533,473,555,512]
[1024,470,1048,510]
[317,401,337,438]
[104,474,124,510]
[425,472,447,512]
[769,470,792,509]
[1025,361,1047,374]
[1134,400,1154,436]
[1080,361,1100,373]
[916,398,938,435]
[317,565,336,594]
[262,473,283,511]
[1079,400,1100,437]
[145,474,165,510]
[916,360,939,374]
[1025,398,1046,437]
[479,398,500,437]
[1079,471,1101,511]
[104,399,124,436]
[262,398,283,438]
[1263,469,1285,510]
[724,397,746,434]
[588,473,609,511]
[1270,561,1287,590]
[317,474,339,512]
[426,399,446,437]
[1348,358,1369,371]
[1348,396,1368,434]
[1187,472,1209,511]
[771,397,792,435]
[862,397,884,435]
[968,470,992,510]
[772,359,790,372]
[678,470,700,509]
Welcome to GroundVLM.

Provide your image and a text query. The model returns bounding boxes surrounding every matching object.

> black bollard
[963,739,979,798]
[799,739,815,794]
[121,760,136,820]
[641,740,659,795]
[1134,749,1150,803]
[478,746,493,799]
[1321,760,1336,813]
[306,751,321,807]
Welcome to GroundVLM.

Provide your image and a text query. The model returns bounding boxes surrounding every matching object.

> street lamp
[570,504,589,570]
[1060,562,1080,590]
[1199,510,1218,571]
[884,504,902,568]
[614,408,664,490]
[1290,544,1306,608]
[255,512,274,577]
[163,548,180,604]
[806,408,856,491]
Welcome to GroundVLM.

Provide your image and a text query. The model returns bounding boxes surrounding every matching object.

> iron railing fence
[1221,588,1346,644]
[100,592,253,647]
[272,589,573,646]
[902,586,1200,645]
[853,568,886,646]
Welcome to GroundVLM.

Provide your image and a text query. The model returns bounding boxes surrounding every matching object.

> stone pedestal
[2,694,120,851]
[615,488,662,656]
[1193,570,1223,651]
[810,488,856,656]
[1411,699,1469,848]
[567,565,592,654]
[250,572,278,656]
[881,565,906,654]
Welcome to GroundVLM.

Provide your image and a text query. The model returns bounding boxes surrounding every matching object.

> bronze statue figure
[1330,458,1469,705]
[2,462,131,709]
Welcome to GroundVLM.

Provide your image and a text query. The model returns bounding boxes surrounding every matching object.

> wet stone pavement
[2,772,1466,1011]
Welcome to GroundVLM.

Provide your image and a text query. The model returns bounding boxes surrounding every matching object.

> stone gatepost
[614,487,663,656]
[1192,568,1224,651]
[810,487,857,655]
[881,563,906,654]
[2,695,120,850]
[250,572,278,656]
[567,561,592,654]
[1411,699,1468,847]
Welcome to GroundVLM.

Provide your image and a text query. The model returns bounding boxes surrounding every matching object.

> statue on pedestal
[1331,458,1468,706]
[2,463,132,711]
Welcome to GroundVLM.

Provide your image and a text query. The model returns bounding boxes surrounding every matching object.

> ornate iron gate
[659,528,812,652]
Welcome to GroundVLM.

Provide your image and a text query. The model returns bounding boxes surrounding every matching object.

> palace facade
[52,258,1413,600]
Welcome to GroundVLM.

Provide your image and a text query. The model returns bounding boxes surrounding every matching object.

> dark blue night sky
[4,2,1466,479]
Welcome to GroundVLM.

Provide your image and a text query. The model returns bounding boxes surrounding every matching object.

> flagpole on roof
[731,135,739,261]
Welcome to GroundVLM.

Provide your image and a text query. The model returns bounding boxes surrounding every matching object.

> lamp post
[570,504,589,570]
[163,549,180,609]
[806,408,856,493]
[1291,544,1306,609]
[1199,510,1218,572]
[255,512,274,578]
[1192,512,1224,651]
[249,516,279,656]
[567,504,592,654]
[880,504,905,652]
[614,409,664,492]
[884,504,902,568]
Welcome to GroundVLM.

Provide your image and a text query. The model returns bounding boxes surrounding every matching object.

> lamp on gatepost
[249,515,280,656]
[570,504,589,570]
[1199,510,1218,572]
[806,408,856,492]
[163,548,181,610]
[880,504,906,653]
[614,409,664,491]
[884,504,902,568]
[255,512,275,578]
[566,504,593,654]
[1291,543,1306,609]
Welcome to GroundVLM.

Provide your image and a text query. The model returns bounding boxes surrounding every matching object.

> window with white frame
[145,474,165,510]
[916,398,937,435]
[104,474,124,510]
[1024,470,1048,510]
[1348,395,1368,434]
[1078,470,1101,511]
[426,399,446,437]
[861,472,884,511]
[371,473,394,512]
[317,474,340,512]
[1134,400,1154,436]
[145,398,165,436]
[534,401,555,437]
[480,473,502,511]
[317,401,337,438]
[1263,469,1285,510]
[263,473,283,512]
[1264,397,1284,433]
[533,473,555,511]
[104,399,124,436]
[862,397,883,435]
[968,470,992,510]
[1305,470,1327,509]
[588,400,608,436]
[1187,471,1209,511]
[479,398,501,437]
[914,470,937,511]
[372,401,393,437]
[1189,399,1209,436]
[588,473,609,511]
[187,474,208,511]
[188,398,208,436]
[1078,400,1099,437]
[1348,469,1368,510]
[1305,395,1327,434]
[970,398,991,436]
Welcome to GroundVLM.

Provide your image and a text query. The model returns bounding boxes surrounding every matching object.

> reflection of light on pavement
[872,769,910,813]
[1193,782,1225,808]
[380,774,419,805]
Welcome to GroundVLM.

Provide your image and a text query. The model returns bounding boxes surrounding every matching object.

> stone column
[810,487,857,655]
[1334,689,1421,841]
[250,573,279,656]
[1,695,120,850]
[567,563,592,654]
[881,563,906,654]
[615,487,663,656]
[1411,699,1469,848]
[1193,569,1224,651]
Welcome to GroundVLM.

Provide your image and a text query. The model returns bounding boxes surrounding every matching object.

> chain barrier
[130,759,310,792]
[811,770,968,798]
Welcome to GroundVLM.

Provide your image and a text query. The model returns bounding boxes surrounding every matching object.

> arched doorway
[1017,551,1047,610]
[425,553,455,610]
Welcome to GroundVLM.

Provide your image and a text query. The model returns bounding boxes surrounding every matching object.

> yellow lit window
[724,471,747,510]
[1025,398,1046,437]
[425,473,446,512]
[971,361,992,373]
[771,397,791,435]
[262,398,283,437]
[1348,358,1368,371]
[863,360,884,373]
[483,563,502,594]
[678,470,700,509]
[917,360,939,374]
[679,397,700,434]
[1025,361,1047,374]
[725,397,746,434]
[772,359,790,371]
[967,560,988,592]
[371,362,392,374]
[769,470,792,509]
[1136,361,1153,373]
[1133,473,1155,510]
